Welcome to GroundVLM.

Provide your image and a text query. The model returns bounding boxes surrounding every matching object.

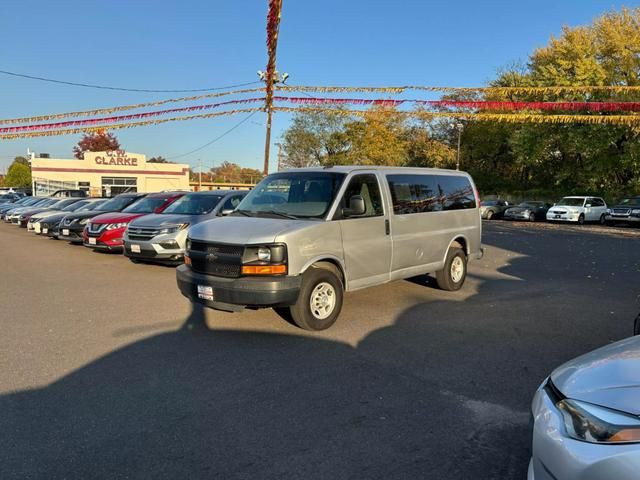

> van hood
[551,336,640,415]
[129,213,199,228]
[188,215,305,245]
[91,212,146,224]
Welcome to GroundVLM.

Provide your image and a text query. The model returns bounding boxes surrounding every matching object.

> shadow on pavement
[1,223,637,479]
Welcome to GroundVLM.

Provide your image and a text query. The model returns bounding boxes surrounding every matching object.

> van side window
[387,174,476,215]
[339,174,384,218]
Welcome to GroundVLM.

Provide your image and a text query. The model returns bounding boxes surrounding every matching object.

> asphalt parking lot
[1,221,639,479]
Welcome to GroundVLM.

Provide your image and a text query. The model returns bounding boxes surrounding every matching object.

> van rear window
[386,174,476,214]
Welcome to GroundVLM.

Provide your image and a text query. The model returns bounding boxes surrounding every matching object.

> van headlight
[557,399,640,444]
[242,244,287,275]
[257,247,271,261]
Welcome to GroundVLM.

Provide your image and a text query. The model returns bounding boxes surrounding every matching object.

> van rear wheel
[287,266,344,331]
[436,247,467,291]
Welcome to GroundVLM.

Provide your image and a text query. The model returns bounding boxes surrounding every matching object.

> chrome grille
[612,208,630,215]
[87,222,106,234]
[127,226,161,241]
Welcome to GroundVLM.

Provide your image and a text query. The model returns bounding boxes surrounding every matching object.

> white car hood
[551,336,640,415]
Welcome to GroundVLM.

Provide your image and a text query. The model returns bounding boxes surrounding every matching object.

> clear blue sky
[0,0,626,172]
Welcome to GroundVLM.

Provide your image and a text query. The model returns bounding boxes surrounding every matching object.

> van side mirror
[585,203,592,208]
[342,195,365,217]
[221,209,234,216]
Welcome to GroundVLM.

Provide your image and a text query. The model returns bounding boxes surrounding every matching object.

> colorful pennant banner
[0,108,263,140]
[0,98,266,134]
[272,106,640,126]
[0,87,265,125]
[278,85,640,95]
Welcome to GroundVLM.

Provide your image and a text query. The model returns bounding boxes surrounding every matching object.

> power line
[167,110,260,160]
[0,69,261,93]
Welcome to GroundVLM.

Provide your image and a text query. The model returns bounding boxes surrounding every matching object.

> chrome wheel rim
[309,282,336,320]
[450,257,464,283]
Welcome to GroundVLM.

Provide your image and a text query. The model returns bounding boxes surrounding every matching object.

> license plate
[43,228,48,234]
[89,237,96,245]
[197,285,214,301]
[62,229,69,236]
[555,214,561,219]
[131,244,141,253]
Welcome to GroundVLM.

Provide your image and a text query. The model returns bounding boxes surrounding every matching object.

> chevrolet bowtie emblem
[206,253,218,262]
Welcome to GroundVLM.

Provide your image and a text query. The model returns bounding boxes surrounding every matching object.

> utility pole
[452,122,463,171]
[198,158,202,190]
[274,142,283,171]
[262,0,284,176]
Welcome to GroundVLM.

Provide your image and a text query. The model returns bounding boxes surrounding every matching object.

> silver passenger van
[176,166,483,330]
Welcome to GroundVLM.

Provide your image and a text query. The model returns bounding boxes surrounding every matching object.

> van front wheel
[436,247,467,291]
[288,267,344,331]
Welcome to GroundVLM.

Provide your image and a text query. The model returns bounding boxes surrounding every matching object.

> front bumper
[503,213,531,220]
[176,265,302,312]
[529,380,640,480]
[58,225,85,243]
[605,214,640,224]
[84,226,125,251]
[547,212,581,222]
[123,230,187,264]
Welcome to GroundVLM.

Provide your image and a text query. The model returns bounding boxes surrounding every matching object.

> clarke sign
[93,150,139,166]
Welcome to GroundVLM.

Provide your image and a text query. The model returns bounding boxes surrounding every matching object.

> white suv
[546,196,607,224]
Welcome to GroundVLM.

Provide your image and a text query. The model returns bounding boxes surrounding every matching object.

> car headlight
[185,237,191,250]
[159,223,189,234]
[106,222,128,230]
[631,209,640,215]
[557,398,640,444]
[523,209,531,215]
[606,208,612,214]
[79,218,89,225]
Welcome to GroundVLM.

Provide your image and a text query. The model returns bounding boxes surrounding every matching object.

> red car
[83,191,186,252]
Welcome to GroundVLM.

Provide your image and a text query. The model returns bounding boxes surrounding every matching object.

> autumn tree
[73,131,120,159]
[148,156,172,163]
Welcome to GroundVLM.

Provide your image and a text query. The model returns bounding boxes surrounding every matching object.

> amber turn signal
[241,264,286,275]
[184,255,192,266]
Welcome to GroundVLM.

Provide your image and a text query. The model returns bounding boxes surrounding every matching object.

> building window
[101,176,137,197]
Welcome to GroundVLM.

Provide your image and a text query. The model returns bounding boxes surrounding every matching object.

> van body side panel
[338,215,392,290]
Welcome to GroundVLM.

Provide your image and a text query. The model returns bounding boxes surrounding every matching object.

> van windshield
[235,172,346,219]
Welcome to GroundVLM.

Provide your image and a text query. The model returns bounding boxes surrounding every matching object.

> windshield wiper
[257,209,298,220]
[231,209,254,217]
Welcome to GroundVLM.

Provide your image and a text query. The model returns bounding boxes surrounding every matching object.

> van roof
[279,166,471,176]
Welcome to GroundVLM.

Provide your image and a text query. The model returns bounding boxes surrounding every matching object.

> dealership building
[30,150,190,196]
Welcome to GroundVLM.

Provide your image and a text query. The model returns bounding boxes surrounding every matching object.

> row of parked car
[480,195,640,226]
[0,189,247,263]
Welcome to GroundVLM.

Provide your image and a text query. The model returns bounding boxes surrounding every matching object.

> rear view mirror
[342,195,365,217]
[221,209,234,216]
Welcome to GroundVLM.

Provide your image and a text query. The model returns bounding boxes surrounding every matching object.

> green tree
[4,161,31,188]
[148,156,172,163]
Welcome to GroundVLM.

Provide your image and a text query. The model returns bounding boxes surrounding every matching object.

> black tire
[599,214,606,225]
[486,210,494,220]
[129,258,141,264]
[578,213,585,225]
[436,247,467,291]
[287,266,344,331]
[529,212,536,222]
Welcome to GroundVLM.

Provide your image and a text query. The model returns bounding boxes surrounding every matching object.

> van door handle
[385,219,390,235]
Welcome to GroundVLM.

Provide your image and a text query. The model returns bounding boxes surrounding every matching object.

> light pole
[451,122,464,170]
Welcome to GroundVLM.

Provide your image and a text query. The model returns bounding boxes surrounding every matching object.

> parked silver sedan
[529,335,640,480]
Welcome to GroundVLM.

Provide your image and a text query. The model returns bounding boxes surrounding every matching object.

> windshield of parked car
[94,196,138,212]
[122,195,171,214]
[518,202,543,208]
[77,200,107,212]
[50,198,80,209]
[557,197,585,207]
[235,172,346,218]
[62,200,89,212]
[618,197,640,206]
[162,193,224,215]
